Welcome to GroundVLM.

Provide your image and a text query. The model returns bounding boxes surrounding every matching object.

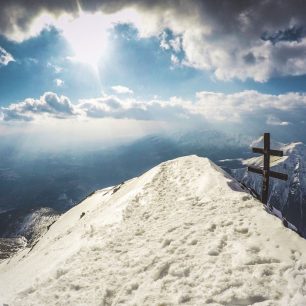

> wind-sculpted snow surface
[1,156,306,305]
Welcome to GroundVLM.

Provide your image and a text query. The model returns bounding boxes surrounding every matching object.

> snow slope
[231,138,306,236]
[1,156,306,305]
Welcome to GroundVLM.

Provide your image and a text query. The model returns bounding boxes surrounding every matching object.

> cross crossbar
[248,166,263,175]
[252,147,283,157]
[270,170,288,181]
[248,166,288,181]
[247,133,288,205]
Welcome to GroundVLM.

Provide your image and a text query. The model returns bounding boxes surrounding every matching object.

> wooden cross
[247,133,288,205]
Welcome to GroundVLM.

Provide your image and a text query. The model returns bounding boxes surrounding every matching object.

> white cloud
[0,46,14,66]
[169,36,182,53]
[78,94,192,121]
[2,90,306,134]
[193,90,306,122]
[1,92,77,121]
[160,31,170,50]
[266,116,290,126]
[171,54,179,65]
[54,79,64,87]
[160,32,182,53]
[111,85,134,95]
[47,63,63,73]
[0,92,192,123]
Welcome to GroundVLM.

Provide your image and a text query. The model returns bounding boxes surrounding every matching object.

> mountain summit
[1,156,306,305]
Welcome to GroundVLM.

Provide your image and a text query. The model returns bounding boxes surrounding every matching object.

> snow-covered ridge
[1,156,306,305]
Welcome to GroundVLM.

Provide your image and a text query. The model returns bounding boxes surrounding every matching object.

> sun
[60,12,110,67]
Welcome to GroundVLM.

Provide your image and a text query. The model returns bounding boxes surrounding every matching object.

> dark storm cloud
[2,1,306,80]
[2,0,306,39]
[0,1,77,38]
[262,26,306,45]
[243,53,256,65]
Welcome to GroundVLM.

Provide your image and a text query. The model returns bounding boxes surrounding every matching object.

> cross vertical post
[262,133,270,204]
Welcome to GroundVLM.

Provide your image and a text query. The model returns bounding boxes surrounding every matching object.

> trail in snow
[1,156,306,305]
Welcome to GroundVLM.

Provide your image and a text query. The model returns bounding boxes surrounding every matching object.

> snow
[1,155,306,305]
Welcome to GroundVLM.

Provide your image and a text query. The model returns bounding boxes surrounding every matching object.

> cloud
[2,90,306,134]
[78,95,192,121]
[111,85,134,95]
[2,1,306,81]
[0,92,192,122]
[1,92,76,121]
[0,46,14,66]
[160,31,170,50]
[171,54,180,65]
[3,89,306,147]
[193,90,306,122]
[160,31,182,53]
[266,115,290,126]
[47,63,63,73]
[54,78,64,87]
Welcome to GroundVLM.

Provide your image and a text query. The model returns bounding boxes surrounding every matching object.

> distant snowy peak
[1,156,306,305]
[250,136,306,156]
[243,141,306,167]
[249,135,284,150]
[282,142,306,156]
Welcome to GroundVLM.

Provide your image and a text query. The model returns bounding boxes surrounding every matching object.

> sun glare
[60,12,110,67]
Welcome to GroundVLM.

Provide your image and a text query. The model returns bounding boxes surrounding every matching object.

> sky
[1,0,306,148]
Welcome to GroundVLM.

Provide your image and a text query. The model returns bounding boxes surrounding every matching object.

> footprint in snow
[235,227,249,234]
[161,239,172,248]
[152,262,171,281]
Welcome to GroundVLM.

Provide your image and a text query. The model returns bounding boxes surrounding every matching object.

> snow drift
[1,156,306,305]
